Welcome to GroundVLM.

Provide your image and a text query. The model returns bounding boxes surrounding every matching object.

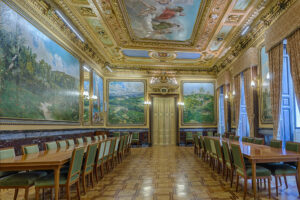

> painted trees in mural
[183,82,215,124]
[108,81,145,125]
[93,73,104,124]
[123,0,202,41]
[0,2,80,122]
[260,46,272,123]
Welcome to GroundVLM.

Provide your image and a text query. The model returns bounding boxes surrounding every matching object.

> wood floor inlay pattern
[0,146,299,199]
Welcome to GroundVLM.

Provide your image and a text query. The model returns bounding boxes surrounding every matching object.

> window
[218,86,225,134]
[238,73,250,138]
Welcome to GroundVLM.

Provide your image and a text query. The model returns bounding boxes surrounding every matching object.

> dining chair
[197,131,203,137]
[67,139,75,147]
[132,132,140,146]
[85,137,92,144]
[185,132,193,146]
[104,134,107,140]
[214,139,225,175]
[76,138,84,145]
[117,136,125,163]
[270,140,282,148]
[93,136,99,142]
[22,144,39,155]
[242,137,248,142]
[44,141,57,151]
[230,144,271,199]
[108,138,116,169]
[34,147,85,200]
[81,143,98,194]
[203,137,212,162]
[193,135,199,155]
[199,136,206,160]
[207,131,214,137]
[126,134,131,154]
[56,140,67,148]
[209,138,218,171]
[103,139,112,171]
[113,137,120,167]
[222,141,235,187]
[234,136,240,141]
[128,133,133,153]
[94,141,106,182]
[99,135,103,141]
[247,138,255,143]
[254,138,264,145]
[0,147,47,200]
[112,132,120,137]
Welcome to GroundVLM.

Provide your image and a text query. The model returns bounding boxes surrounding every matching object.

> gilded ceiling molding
[214,0,296,74]
[265,0,300,51]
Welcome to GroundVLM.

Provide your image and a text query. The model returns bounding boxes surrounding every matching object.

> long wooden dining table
[0,141,105,200]
[209,137,300,199]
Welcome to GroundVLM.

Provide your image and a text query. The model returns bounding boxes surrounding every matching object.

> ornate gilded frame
[106,79,147,126]
[180,80,217,126]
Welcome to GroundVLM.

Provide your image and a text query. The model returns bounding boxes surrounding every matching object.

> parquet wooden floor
[1,146,300,199]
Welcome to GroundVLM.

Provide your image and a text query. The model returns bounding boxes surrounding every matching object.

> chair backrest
[114,137,120,153]
[242,137,248,142]
[132,132,139,140]
[76,138,84,145]
[45,141,57,150]
[129,133,133,144]
[286,142,300,152]
[203,137,211,153]
[104,134,107,139]
[127,134,131,145]
[230,144,245,173]
[254,138,264,145]
[99,135,103,141]
[0,147,15,160]
[93,136,99,142]
[109,138,116,155]
[234,136,240,141]
[83,143,98,174]
[96,141,106,166]
[199,136,206,151]
[67,139,75,147]
[22,144,39,155]
[186,132,193,139]
[247,138,255,143]
[270,140,282,148]
[193,135,199,146]
[210,138,216,155]
[214,139,223,161]
[229,135,234,140]
[113,132,120,137]
[123,132,129,136]
[85,137,92,144]
[104,140,111,157]
[124,135,129,148]
[207,131,213,137]
[222,141,232,166]
[68,147,85,183]
[197,132,203,136]
[57,140,67,148]
[118,136,124,152]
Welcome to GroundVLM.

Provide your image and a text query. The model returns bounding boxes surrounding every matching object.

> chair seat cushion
[265,163,297,175]
[35,172,73,187]
[237,165,271,177]
[0,171,47,187]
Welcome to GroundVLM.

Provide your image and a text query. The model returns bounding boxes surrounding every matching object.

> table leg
[54,167,61,200]
[252,161,257,199]
[297,160,300,195]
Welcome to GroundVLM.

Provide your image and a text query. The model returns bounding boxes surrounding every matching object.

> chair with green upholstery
[242,137,248,142]
[112,132,120,137]
[254,138,264,145]
[207,131,214,137]
[193,135,200,156]
[197,131,203,137]
[203,137,211,162]
[185,132,193,146]
[199,136,206,160]
[126,134,131,154]
[76,138,84,145]
[230,144,271,199]
[214,139,224,175]
[104,134,108,140]
[93,136,99,142]
[117,136,125,163]
[209,138,218,170]
[67,139,75,147]
[270,140,282,148]
[94,141,106,182]
[34,147,85,200]
[99,135,103,141]
[113,137,120,167]
[103,139,111,172]
[22,144,39,155]
[132,132,140,146]
[57,140,67,149]
[85,137,92,144]
[108,138,116,170]
[222,141,235,187]
[81,143,98,194]
[0,147,47,200]
[44,141,57,151]
[247,137,255,143]
[229,135,234,140]
[123,135,129,155]
[234,136,240,141]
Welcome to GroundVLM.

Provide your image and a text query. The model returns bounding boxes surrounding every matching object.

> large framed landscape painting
[182,81,216,125]
[0,2,80,124]
[120,0,203,41]
[260,46,272,124]
[107,80,145,126]
[92,72,104,125]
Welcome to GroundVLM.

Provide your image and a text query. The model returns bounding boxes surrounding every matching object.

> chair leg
[66,185,70,200]
[13,189,19,200]
[275,175,279,197]
[35,188,39,200]
[82,174,87,195]
[284,176,288,188]
[243,178,247,200]
[91,172,94,188]
[236,175,239,192]
[268,177,271,199]
[230,169,234,188]
[95,166,99,183]
[76,181,81,200]
[24,188,29,200]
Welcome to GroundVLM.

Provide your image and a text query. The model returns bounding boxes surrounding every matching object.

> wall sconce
[177,102,184,106]
[144,101,151,105]
[266,72,270,80]
[225,94,229,99]
[251,80,256,87]
[232,90,236,96]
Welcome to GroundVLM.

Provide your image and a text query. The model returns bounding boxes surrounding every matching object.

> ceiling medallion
[149,51,177,61]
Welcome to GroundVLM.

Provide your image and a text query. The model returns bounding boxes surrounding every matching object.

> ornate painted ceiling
[48,0,291,73]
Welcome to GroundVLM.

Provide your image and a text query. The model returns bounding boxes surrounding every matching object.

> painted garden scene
[93,72,104,124]
[108,81,145,125]
[0,2,80,122]
[122,0,202,41]
[260,46,272,123]
[183,82,215,124]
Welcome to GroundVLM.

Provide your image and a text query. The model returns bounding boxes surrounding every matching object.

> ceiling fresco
[120,0,202,41]
[47,0,280,72]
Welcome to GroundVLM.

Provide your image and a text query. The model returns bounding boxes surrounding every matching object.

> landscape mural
[260,46,272,123]
[83,79,90,123]
[122,0,202,41]
[183,82,215,124]
[92,72,104,124]
[108,81,145,125]
[0,2,80,122]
